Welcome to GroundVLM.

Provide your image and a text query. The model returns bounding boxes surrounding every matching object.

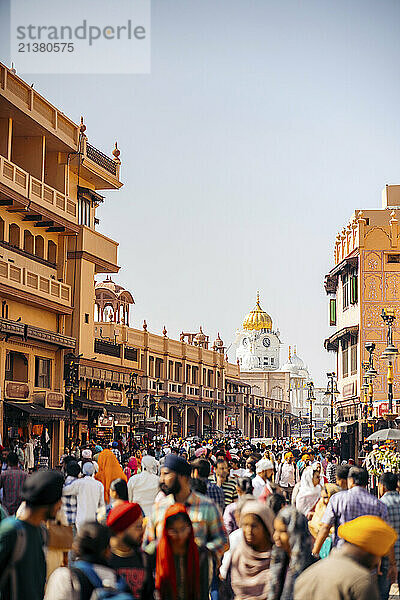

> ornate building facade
[324,185,400,449]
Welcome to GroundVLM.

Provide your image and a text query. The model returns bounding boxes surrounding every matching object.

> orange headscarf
[155,503,200,600]
[95,449,127,503]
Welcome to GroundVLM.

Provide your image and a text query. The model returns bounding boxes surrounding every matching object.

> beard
[122,533,141,549]
[160,475,181,497]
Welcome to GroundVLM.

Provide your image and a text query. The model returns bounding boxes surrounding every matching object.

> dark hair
[325,453,332,461]
[165,511,192,529]
[245,458,257,474]
[216,457,228,467]
[66,460,81,477]
[348,466,368,487]
[266,493,286,515]
[74,522,111,562]
[236,477,253,495]
[7,452,18,467]
[191,458,210,479]
[380,472,398,491]
[110,478,128,501]
[336,464,351,480]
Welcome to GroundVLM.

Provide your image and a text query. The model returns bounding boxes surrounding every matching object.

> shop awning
[77,398,104,411]
[324,325,359,351]
[5,401,69,419]
[104,404,132,415]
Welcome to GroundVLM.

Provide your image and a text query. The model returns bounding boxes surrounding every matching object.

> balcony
[0,156,79,231]
[68,226,119,274]
[0,253,72,313]
[69,138,122,191]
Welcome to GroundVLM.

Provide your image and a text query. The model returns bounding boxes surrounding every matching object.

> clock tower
[235,293,281,371]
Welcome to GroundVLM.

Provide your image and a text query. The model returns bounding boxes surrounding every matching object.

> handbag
[47,521,74,551]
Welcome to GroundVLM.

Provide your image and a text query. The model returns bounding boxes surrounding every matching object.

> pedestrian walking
[107,502,154,599]
[191,457,225,513]
[145,453,227,592]
[0,470,63,600]
[377,472,400,600]
[128,454,159,516]
[62,462,105,533]
[276,453,297,501]
[227,502,274,600]
[295,466,321,517]
[312,466,389,556]
[45,521,132,599]
[223,476,253,535]
[154,503,207,600]
[268,506,315,600]
[0,452,28,515]
[95,448,127,504]
[294,515,397,600]
[253,459,275,499]
[212,457,238,508]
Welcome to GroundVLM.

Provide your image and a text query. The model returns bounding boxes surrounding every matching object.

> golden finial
[143,319,147,331]
[257,290,260,304]
[112,141,121,162]
[294,345,297,355]
[163,325,167,337]
[289,345,291,361]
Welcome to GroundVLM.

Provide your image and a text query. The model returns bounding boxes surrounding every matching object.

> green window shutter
[329,299,336,326]
[350,275,358,304]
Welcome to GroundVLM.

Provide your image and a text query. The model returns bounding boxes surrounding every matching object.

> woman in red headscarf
[155,503,202,600]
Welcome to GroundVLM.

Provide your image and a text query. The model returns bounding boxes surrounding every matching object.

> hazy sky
[1,1,400,386]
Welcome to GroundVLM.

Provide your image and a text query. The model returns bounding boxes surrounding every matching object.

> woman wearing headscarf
[95,449,127,504]
[308,483,340,555]
[128,454,160,516]
[155,503,206,600]
[268,506,315,600]
[124,456,138,480]
[228,502,275,600]
[294,466,321,517]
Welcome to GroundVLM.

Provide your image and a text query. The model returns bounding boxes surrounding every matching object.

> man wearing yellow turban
[294,515,397,600]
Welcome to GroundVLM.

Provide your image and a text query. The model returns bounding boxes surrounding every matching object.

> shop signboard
[98,415,114,428]
[114,413,130,425]
[106,390,123,404]
[5,381,29,400]
[89,388,105,403]
[46,392,64,409]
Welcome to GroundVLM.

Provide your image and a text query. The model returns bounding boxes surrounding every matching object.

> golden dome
[243,292,272,332]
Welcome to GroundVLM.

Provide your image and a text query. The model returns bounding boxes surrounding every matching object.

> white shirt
[128,470,160,516]
[279,462,296,487]
[252,474,268,499]
[63,476,104,532]
[220,528,243,579]
[45,564,116,600]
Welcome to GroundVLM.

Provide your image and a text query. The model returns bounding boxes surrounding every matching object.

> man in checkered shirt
[312,466,389,556]
[61,461,80,526]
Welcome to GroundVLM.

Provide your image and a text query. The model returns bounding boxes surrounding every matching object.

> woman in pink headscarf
[124,456,138,480]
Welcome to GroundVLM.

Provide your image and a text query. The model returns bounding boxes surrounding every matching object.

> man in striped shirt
[212,458,238,508]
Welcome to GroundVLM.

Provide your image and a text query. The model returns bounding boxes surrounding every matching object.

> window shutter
[329,299,337,326]
[350,275,358,304]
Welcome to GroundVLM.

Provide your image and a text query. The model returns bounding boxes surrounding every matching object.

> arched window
[272,386,283,401]
[35,235,44,259]
[48,240,57,264]
[9,224,20,248]
[322,407,329,418]
[23,230,34,254]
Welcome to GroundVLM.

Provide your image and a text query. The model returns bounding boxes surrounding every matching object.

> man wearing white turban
[127,454,160,516]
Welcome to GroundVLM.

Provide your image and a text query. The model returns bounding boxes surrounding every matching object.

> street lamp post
[307,381,315,445]
[365,342,378,420]
[381,309,399,418]
[127,373,139,453]
[155,379,161,441]
[65,354,79,455]
[325,372,339,442]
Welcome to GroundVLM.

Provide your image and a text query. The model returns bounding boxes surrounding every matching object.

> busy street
[1,1,400,599]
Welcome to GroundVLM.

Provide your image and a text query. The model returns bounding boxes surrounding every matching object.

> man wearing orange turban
[294,516,397,600]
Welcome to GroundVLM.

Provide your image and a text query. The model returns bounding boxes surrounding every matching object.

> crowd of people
[0,435,399,600]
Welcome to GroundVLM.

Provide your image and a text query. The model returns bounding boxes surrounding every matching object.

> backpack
[0,519,27,600]
[71,561,133,600]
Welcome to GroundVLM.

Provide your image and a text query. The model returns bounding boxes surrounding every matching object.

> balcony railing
[0,258,71,307]
[0,156,78,224]
[86,143,117,176]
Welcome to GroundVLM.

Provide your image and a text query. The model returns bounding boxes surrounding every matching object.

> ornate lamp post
[65,354,79,454]
[155,378,161,440]
[381,309,399,419]
[307,381,315,444]
[127,373,140,453]
[325,372,339,441]
[363,342,378,421]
